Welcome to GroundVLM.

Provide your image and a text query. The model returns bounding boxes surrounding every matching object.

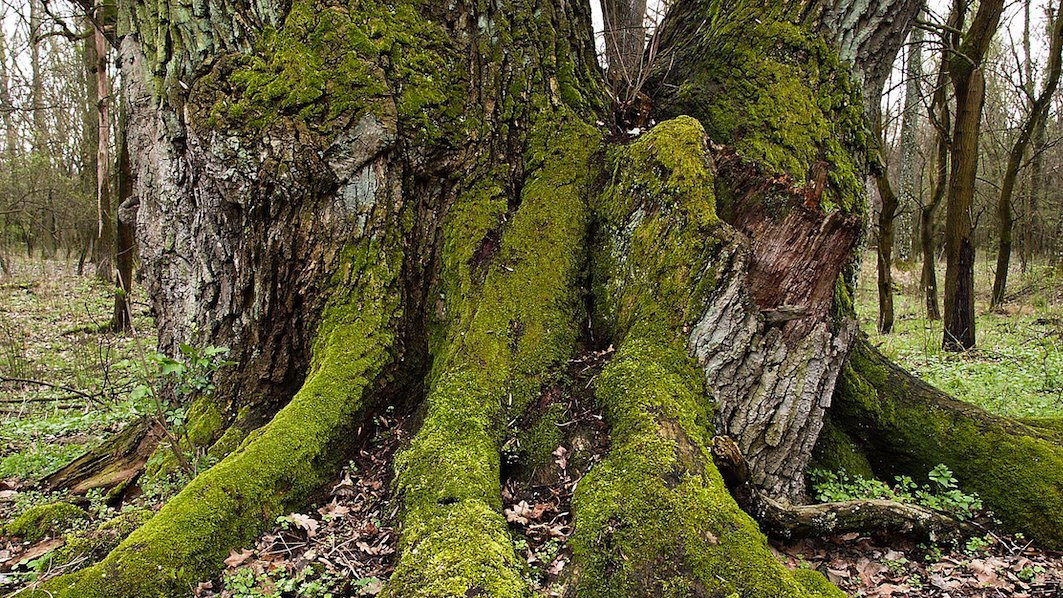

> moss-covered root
[832,337,1063,549]
[30,243,403,598]
[569,339,842,598]
[383,119,600,598]
[3,502,88,543]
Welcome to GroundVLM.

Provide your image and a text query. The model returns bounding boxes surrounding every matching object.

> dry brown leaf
[224,548,254,568]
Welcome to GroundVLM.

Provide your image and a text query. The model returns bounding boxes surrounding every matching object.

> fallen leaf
[289,513,319,537]
[224,548,254,568]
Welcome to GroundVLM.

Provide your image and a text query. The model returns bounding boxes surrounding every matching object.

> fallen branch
[0,377,105,405]
[711,436,969,542]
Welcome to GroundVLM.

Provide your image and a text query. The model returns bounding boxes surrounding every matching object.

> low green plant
[222,564,341,598]
[809,464,983,520]
[123,344,233,474]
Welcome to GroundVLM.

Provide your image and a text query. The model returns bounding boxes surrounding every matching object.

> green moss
[1017,416,1063,441]
[808,416,876,481]
[197,0,460,143]
[386,114,601,597]
[573,113,840,597]
[184,396,225,448]
[46,509,154,573]
[792,568,848,598]
[570,339,833,598]
[36,234,403,597]
[832,339,1063,549]
[517,403,567,470]
[3,502,88,543]
[657,3,870,214]
[592,117,724,341]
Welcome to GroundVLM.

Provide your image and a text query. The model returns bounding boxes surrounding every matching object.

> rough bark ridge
[23,0,1063,596]
[650,0,869,497]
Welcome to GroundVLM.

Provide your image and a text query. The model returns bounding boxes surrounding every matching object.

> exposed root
[22,239,405,598]
[193,408,412,597]
[39,417,159,499]
[383,118,600,598]
[711,436,969,542]
[832,337,1063,549]
[570,117,843,597]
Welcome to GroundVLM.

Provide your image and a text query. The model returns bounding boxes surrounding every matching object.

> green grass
[0,257,157,483]
[856,254,1063,418]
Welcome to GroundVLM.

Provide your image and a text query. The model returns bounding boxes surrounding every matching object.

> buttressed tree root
[832,337,1063,549]
[30,238,406,597]
[384,118,600,597]
[568,117,843,597]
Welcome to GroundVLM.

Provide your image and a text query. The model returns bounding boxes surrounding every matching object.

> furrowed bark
[574,117,842,598]
[831,337,1063,549]
[650,0,870,498]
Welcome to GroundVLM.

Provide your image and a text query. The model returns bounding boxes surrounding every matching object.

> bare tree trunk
[29,0,56,260]
[991,0,1063,309]
[943,0,1004,351]
[92,15,114,281]
[113,90,135,333]
[897,21,923,264]
[921,15,955,322]
[876,166,898,333]
[602,0,647,87]
[0,19,13,275]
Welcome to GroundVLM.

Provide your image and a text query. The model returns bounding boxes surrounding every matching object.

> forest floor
[0,255,1061,597]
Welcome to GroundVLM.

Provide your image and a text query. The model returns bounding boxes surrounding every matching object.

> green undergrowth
[0,259,156,483]
[833,339,1063,549]
[856,257,1063,418]
[809,464,983,520]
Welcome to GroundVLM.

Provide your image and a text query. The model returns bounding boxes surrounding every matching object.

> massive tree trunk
[25,0,1063,597]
